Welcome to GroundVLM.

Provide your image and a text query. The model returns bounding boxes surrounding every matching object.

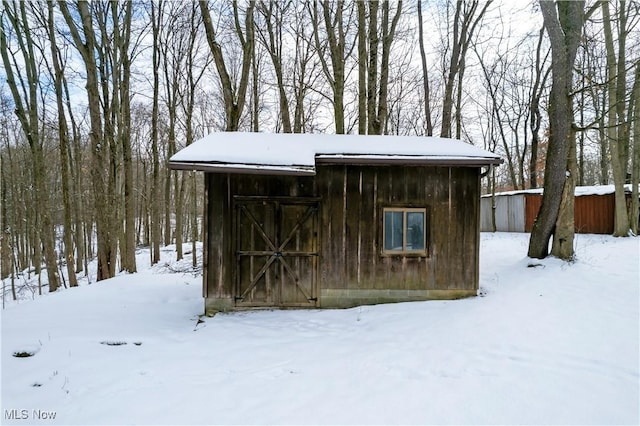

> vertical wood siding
[204,166,481,311]
[316,165,480,293]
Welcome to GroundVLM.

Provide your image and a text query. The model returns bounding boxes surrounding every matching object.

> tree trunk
[357,1,401,136]
[324,1,346,134]
[1,166,10,278]
[367,1,379,134]
[602,1,630,236]
[151,1,162,265]
[357,1,367,135]
[46,1,77,286]
[116,1,137,272]
[598,112,609,184]
[372,1,402,135]
[528,0,584,260]
[1,2,59,291]
[630,62,640,234]
[251,35,260,132]
[551,129,576,259]
[61,66,86,275]
[417,0,433,136]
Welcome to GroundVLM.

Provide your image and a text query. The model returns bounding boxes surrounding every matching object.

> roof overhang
[168,132,504,176]
[169,161,316,176]
[315,154,503,167]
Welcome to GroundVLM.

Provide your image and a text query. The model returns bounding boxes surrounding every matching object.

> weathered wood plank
[207,173,233,303]
[205,164,482,311]
[319,167,347,290]
[360,168,376,286]
[345,168,361,286]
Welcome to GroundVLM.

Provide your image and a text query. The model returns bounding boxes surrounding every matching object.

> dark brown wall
[204,165,481,310]
[316,165,480,292]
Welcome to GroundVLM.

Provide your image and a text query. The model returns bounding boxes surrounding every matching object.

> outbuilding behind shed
[480,185,638,234]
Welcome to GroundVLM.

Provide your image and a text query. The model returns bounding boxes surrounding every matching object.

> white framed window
[382,207,427,255]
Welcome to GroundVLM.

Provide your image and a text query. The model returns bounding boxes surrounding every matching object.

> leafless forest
[0,1,638,295]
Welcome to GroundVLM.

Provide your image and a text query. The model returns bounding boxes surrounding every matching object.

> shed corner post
[202,172,210,312]
[475,167,481,292]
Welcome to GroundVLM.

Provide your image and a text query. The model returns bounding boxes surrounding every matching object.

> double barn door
[234,197,319,307]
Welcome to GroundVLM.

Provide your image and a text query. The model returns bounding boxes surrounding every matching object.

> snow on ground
[1,234,638,425]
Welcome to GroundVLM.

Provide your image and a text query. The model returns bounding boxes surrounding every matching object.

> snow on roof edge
[169,131,502,172]
[170,161,316,176]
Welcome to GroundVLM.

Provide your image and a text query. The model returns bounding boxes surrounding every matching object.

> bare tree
[417,0,433,136]
[150,0,163,265]
[42,1,77,286]
[160,2,185,253]
[602,0,632,236]
[361,1,403,135]
[256,0,293,133]
[58,0,117,280]
[0,92,15,281]
[57,49,87,275]
[310,0,354,134]
[291,4,322,133]
[113,0,137,272]
[582,32,611,185]
[179,4,210,267]
[631,62,640,234]
[199,0,255,131]
[440,0,493,139]
[1,1,60,291]
[167,3,210,260]
[476,50,519,188]
[528,0,585,260]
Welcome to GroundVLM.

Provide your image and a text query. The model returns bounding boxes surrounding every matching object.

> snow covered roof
[169,132,502,175]
[482,184,638,198]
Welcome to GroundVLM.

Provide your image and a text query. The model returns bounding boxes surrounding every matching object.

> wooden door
[234,197,319,307]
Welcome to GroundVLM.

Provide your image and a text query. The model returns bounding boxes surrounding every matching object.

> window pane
[384,211,403,251]
[406,212,425,251]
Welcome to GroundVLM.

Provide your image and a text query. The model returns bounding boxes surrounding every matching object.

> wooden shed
[480,185,637,234]
[170,132,502,314]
